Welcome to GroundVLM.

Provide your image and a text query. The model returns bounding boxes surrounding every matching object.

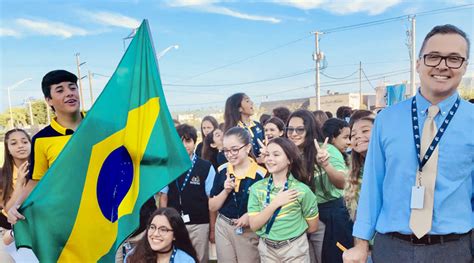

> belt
[388,231,470,246]
[262,233,304,249]
[218,214,236,226]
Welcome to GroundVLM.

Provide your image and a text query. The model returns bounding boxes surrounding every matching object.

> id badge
[181,214,190,223]
[410,186,425,209]
[235,226,243,235]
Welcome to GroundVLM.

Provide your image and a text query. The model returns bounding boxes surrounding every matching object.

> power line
[164,68,314,87]
[361,68,375,90]
[166,4,473,84]
[320,4,474,34]
[320,70,358,80]
[173,35,312,83]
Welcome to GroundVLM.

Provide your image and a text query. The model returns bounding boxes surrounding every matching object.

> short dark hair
[336,106,352,120]
[259,114,271,125]
[176,124,197,143]
[419,24,470,59]
[272,107,291,123]
[264,116,285,132]
[41,70,78,99]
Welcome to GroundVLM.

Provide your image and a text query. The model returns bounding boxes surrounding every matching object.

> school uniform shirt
[194,142,203,157]
[238,121,264,157]
[247,174,319,241]
[27,116,82,180]
[314,144,349,204]
[161,156,216,224]
[210,158,266,219]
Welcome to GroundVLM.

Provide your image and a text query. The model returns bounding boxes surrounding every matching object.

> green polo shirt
[248,174,318,241]
[314,144,349,204]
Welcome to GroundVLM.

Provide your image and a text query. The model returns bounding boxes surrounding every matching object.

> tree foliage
[0,99,53,128]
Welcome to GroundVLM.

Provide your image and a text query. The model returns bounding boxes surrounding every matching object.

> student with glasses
[209,127,266,263]
[344,25,473,263]
[125,208,197,263]
[286,110,353,263]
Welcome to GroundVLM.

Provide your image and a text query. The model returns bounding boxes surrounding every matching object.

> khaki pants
[215,215,260,263]
[186,224,210,263]
[308,220,325,263]
[258,233,310,263]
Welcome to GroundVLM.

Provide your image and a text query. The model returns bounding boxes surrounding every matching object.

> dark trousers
[372,232,472,263]
[319,198,354,263]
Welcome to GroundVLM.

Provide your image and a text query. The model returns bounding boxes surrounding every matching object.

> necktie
[409,105,440,239]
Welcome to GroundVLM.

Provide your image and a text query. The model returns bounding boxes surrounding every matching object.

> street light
[157,45,179,60]
[7,78,32,128]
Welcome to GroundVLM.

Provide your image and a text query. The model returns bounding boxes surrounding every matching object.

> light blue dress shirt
[353,90,474,241]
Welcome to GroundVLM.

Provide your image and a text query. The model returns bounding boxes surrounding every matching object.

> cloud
[80,11,140,29]
[166,0,281,23]
[15,18,89,38]
[276,0,401,15]
[0,27,21,37]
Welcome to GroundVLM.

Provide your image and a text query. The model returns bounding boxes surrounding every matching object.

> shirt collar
[238,120,256,129]
[50,112,84,135]
[269,173,294,190]
[416,88,459,117]
[227,157,258,180]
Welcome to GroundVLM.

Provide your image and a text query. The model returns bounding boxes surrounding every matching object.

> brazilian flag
[14,20,191,262]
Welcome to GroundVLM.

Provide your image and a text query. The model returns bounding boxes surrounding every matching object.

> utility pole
[27,98,34,126]
[409,16,417,96]
[88,70,94,105]
[359,61,363,109]
[75,53,86,112]
[313,32,322,110]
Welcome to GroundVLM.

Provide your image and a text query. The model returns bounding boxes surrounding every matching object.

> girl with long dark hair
[345,116,375,221]
[0,129,31,262]
[223,93,264,159]
[286,110,352,263]
[248,137,319,262]
[209,127,266,263]
[126,208,197,263]
[201,128,224,170]
[195,116,219,157]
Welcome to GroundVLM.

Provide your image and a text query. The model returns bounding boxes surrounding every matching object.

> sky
[1,0,473,113]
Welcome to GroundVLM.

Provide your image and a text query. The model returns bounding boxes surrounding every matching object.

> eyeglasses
[148,225,173,236]
[422,54,466,69]
[223,143,248,156]
[286,127,305,135]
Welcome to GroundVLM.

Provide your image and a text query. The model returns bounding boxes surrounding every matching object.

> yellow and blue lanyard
[239,121,255,138]
[265,176,288,235]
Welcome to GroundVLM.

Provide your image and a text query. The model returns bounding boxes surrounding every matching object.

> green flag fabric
[14,19,191,262]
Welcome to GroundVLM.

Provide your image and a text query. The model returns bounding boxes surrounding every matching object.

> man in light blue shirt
[344,24,473,263]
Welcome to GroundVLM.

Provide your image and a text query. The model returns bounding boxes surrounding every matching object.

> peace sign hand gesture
[314,137,330,167]
[257,137,269,157]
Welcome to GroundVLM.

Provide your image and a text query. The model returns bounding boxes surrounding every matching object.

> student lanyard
[411,96,460,172]
[265,176,288,235]
[239,121,255,138]
[231,176,252,218]
[169,247,177,263]
[175,154,197,209]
